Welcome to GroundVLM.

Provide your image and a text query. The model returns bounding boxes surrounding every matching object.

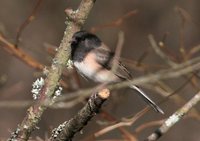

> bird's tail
[130,85,164,114]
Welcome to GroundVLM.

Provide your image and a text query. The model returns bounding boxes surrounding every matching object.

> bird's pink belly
[74,61,118,83]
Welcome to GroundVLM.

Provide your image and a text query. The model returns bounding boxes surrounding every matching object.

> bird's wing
[93,47,164,114]
[93,47,132,80]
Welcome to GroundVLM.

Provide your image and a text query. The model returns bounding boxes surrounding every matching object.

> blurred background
[0,0,200,140]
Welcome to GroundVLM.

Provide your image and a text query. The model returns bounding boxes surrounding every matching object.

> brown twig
[158,33,179,63]
[148,35,200,117]
[0,34,69,89]
[145,90,200,141]
[136,50,149,67]
[90,9,138,33]
[111,31,125,74]
[134,119,165,135]
[148,34,177,67]
[188,44,200,58]
[94,107,149,138]
[175,6,200,29]
[8,0,97,140]
[155,79,200,118]
[0,33,44,70]
[51,89,110,141]
[149,34,200,91]
[15,0,44,47]
[0,100,87,109]
[99,110,138,141]
[121,58,167,72]
[176,7,187,60]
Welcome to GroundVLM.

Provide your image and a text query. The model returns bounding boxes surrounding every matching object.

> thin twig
[111,31,125,74]
[188,44,200,59]
[176,7,187,60]
[149,34,200,91]
[0,100,84,109]
[0,33,44,70]
[136,50,149,67]
[155,78,200,119]
[121,58,167,71]
[94,107,148,138]
[145,90,200,141]
[148,34,177,67]
[59,56,200,103]
[0,35,70,89]
[15,0,44,47]
[90,9,138,33]
[99,110,138,141]
[134,119,165,134]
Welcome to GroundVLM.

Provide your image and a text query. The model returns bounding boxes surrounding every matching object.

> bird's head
[71,31,101,49]
[70,31,102,61]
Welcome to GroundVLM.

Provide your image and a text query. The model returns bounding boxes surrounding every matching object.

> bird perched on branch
[70,30,164,114]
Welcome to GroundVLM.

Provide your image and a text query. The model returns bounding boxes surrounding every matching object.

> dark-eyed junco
[70,31,164,114]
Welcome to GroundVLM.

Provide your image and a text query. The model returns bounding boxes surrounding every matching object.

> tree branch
[0,34,44,70]
[145,90,200,141]
[15,0,44,47]
[8,0,97,140]
[51,89,110,141]
[58,56,200,103]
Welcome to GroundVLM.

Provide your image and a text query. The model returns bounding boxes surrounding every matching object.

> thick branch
[145,90,200,141]
[8,0,96,141]
[51,89,110,141]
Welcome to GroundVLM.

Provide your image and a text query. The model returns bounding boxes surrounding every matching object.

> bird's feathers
[93,47,132,80]
[71,31,164,114]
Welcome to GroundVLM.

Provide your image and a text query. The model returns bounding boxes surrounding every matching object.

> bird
[70,30,164,114]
